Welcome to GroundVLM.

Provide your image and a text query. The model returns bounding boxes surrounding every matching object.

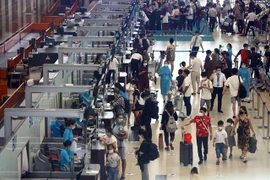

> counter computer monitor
[56,27,64,36]
[78,7,87,15]
[74,14,82,21]
[45,37,56,47]
[66,20,75,28]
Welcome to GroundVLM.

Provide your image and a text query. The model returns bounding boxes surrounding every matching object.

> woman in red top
[181,107,213,165]
[138,61,150,92]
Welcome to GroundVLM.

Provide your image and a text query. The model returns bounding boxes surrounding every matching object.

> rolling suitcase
[180,141,193,166]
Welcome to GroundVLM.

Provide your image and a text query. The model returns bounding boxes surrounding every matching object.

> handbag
[249,136,257,153]
[237,76,247,99]
[70,140,77,152]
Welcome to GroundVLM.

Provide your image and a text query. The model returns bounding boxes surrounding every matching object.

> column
[22,0,27,27]
[1,0,6,38]
[8,0,12,33]
[36,0,41,22]
[17,0,22,30]
[30,0,35,22]
[44,0,47,15]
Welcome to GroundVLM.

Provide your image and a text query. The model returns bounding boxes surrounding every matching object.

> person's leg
[121,159,126,178]
[170,61,174,74]
[196,72,200,93]
[255,67,260,80]
[245,22,251,36]
[145,122,152,140]
[191,72,196,94]
[163,130,169,148]
[215,143,221,164]
[211,87,217,110]
[217,88,223,112]
[170,132,175,149]
[141,164,149,180]
[186,96,192,116]
[196,137,203,163]
[202,136,209,161]
[231,97,236,117]
[183,97,189,116]
[221,143,227,160]
[206,100,211,116]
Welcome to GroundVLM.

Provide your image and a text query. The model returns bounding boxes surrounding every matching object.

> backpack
[150,99,159,119]
[146,141,159,161]
[165,111,178,133]
[237,76,247,99]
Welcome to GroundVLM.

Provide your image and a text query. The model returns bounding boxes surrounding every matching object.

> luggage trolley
[174,92,186,121]
[148,51,166,84]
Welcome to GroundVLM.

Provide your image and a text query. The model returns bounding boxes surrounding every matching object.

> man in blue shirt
[60,140,74,171]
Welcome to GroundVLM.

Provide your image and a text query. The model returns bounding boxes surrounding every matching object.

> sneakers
[198,160,203,165]
[229,154,233,159]
[240,154,244,159]
[222,157,227,161]
[170,143,174,150]
[165,147,170,151]
[204,155,207,161]
[216,160,220,165]
[243,157,247,163]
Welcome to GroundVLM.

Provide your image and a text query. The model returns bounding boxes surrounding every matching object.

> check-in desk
[99,111,114,129]
[91,139,107,180]
[63,26,78,36]
[122,58,131,74]
[80,164,100,180]
[52,35,74,44]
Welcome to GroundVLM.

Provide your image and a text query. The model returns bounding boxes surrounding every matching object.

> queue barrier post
[258,102,268,129]
[263,111,270,140]
[253,92,262,119]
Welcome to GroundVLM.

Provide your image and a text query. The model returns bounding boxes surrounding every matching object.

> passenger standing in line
[208,4,217,32]
[230,106,256,163]
[106,144,121,180]
[141,90,154,140]
[130,49,143,78]
[125,78,136,126]
[210,66,226,113]
[182,69,192,119]
[138,61,150,92]
[225,118,236,159]
[60,140,74,171]
[248,47,261,79]
[99,128,118,152]
[226,43,233,67]
[181,107,213,165]
[160,101,178,151]
[204,50,212,76]
[158,61,172,103]
[106,57,119,84]
[63,119,78,152]
[190,31,204,56]
[264,45,270,74]
[112,115,128,180]
[223,68,243,118]
[135,129,150,180]
[199,72,213,116]
[131,80,143,128]
[111,88,125,121]
[166,38,176,74]
[220,51,232,79]
[238,62,251,102]
[186,5,194,31]
[176,69,185,92]
[188,53,203,95]
[207,49,219,78]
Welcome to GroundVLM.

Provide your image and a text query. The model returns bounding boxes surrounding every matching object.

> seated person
[60,140,75,171]
[80,90,92,108]
[63,119,78,152]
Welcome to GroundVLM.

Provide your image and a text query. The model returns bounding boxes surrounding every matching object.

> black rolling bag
[180,141,193,166]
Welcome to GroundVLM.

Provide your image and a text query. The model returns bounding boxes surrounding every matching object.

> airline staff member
[60,140,74,171]
[63,119,78,152]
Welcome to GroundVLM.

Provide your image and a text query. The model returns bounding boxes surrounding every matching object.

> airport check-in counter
[67,36,116,48]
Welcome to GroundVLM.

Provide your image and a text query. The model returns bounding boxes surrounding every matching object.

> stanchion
[253,93,262,119]
[249,87,257,111]
[263,111,270,140]
[258,102,268,129]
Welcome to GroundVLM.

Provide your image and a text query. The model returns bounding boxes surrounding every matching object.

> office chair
[43,144,60,160]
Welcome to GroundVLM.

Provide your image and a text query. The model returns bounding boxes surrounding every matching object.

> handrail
[0,83,25,128]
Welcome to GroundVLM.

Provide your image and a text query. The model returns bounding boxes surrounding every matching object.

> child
[190,167,202,180]
[199,72,213,116]
[106,144,120,180]
[213,120,228,165]
[225,118,236,158]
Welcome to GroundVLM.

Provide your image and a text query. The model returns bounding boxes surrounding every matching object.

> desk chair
[43,144,60,160]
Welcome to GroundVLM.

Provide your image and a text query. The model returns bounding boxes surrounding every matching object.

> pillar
[1,0,6,38]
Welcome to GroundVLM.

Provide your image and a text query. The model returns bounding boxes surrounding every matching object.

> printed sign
[12,135,17,151]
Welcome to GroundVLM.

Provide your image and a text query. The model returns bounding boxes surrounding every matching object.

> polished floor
[123,30,270,180]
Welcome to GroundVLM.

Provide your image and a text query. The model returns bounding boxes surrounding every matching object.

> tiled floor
[123,30,270,180]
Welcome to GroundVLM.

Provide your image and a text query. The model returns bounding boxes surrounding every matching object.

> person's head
[115,83,125,92]
[198,107,207,117]
[180,61,186,67]
[227,43,232,50]
[178,69,183,75]
[189,52,196,59]
[63,140,72,149]
[239,106,248,115]
[243,43,249,50]
[195,31,200,36]
[264,45,269,52]
[251,47,256,52]
[201,72,207,80]
[114,88,121,97]
[169,38,174,44]
[240,62,247,69]
[138,128,148,140]
[217,120,224,131]
[131,79,139,88]
[231,68,238,75]
[66,119,76,129]
[183,69,190,77]
[206,50,212,56]
[214,48,220,54]
[106,128,113,137]
[216,66,222,73]
[107,144,114,154]
[190,167,199,175]
[116,115,124,125]
[221,51,228,57]
[165,101,174,114]
[141,89,150,100]
[227,118,234,126]
[164,61,169,67]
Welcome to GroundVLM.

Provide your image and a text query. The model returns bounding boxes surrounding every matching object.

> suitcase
[180,141,193,166]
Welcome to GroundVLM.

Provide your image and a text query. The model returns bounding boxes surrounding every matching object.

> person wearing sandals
[230,106,256,163]
[160,101,178,151]
[213,120,228,165]
[225,118,236,159]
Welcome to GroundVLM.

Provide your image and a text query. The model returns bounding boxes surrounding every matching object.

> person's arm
[114,131,128,140]
[212,135,216,147]
[248,116,256,136]
[99,136,110,145]
[190,37,194,49]
[173,111,178,120]
[234,50,241,61]
[231,117,239,136]
[209,71,216,80]
[209,123,213,140]
[117,157,121,172]
[63,151,71,164]
[222,79,229,95]
[200,41,204,52]
[181,120,192,130]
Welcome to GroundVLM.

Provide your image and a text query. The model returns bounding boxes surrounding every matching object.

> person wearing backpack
[111,88,126,122]
[160,101,178,151]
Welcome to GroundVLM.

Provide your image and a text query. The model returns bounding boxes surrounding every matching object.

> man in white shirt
[186,5,193,31]
[208,4,217,32]
[182,69,192,118]
[199,72,213,116]
[187,53,203,95]
[244,10,257,36]
[210,66,227,113]
[190,31,204,56]
[223,68,243,118]
[130,50,143,78]
[107,57,119,83]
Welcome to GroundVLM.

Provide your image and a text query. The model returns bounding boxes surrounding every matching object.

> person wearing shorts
[199,72,213,116]
[112,115,128,180]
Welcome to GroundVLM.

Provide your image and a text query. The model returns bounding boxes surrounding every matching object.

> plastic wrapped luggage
[180,141,193,166]
[175,92,186,120]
